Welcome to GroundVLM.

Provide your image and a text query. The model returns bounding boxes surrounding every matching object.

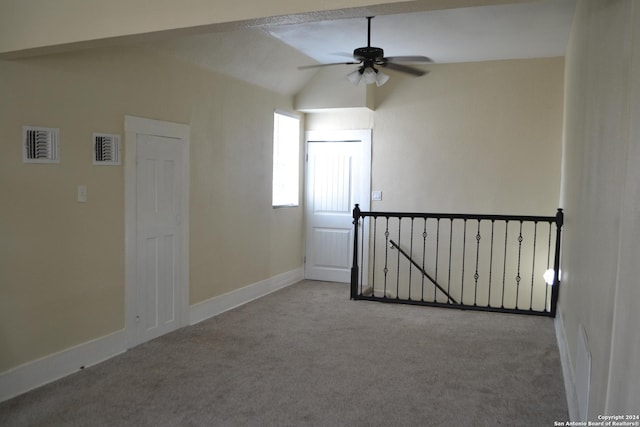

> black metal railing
[351,205,563,317]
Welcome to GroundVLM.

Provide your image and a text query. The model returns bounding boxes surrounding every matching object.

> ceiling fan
[298,16,433,87]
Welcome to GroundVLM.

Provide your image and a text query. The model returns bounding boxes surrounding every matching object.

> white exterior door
[305,130,371,283]
[125,116,189,348]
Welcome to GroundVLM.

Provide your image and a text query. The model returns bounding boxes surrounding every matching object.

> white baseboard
[555,309,580,420]
[190,267,304,325]
[0,268,303,403]
[0,329,126,403]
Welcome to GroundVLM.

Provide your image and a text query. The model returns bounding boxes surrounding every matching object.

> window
[272,111,300,207]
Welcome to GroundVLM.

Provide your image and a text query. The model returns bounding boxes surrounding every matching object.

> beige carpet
[0,280,568,426]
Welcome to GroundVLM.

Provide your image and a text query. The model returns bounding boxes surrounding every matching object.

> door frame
[304,129,372,283]
[124,115,190,348]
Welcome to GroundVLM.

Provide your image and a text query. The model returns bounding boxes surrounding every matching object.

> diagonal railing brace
[389,239,458,304]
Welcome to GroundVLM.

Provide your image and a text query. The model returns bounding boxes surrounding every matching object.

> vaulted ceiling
[143,0,576,95]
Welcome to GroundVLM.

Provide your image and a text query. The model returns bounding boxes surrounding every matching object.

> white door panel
[136,135,183,343]
[305,130,371,283]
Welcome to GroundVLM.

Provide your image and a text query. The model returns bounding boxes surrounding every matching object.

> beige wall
[308,58,564,216]
[560,0,640,416]
[0,46,303,372]
[306,108,374,130]
[295,67,375,111]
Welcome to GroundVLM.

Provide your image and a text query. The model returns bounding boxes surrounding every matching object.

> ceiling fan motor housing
[353,47,385,62]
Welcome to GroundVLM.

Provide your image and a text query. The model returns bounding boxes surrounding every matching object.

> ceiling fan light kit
[347,66,389,87]
[298,16,432,86]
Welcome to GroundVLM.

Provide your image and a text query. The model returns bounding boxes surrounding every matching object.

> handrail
[389,239,458,304]
[360,210,557,223]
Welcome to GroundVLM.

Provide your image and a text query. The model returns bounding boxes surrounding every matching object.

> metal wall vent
[93,133,121,165]
[23,126,60,163]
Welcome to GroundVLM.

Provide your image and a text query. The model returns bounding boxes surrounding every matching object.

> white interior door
[136,135,184,343]
[125,116,189,349]
[305,129,371,283]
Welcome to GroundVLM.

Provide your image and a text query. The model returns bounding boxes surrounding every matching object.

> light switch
[77,185,87,202]
[372,190,382,201]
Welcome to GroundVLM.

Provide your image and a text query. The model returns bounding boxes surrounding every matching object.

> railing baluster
[448,219,453,304]
[474,220,481,307]
[396,218,402,299]
[529,221,538,311]
[488,220,495,308]
[421,219,427,302]
[409,217,415,301]
[515,221,523,309]
[502,221,509,309]
[371,216,378,295]
[461,219,467,305]
[435,219,440,302]
[358,217,367,293]
[383,216,390,298]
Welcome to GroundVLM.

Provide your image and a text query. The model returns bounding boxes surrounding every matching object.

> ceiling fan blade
[332,52,356,59]
[380,62,428,76]
[384,55,433,63]
[297,61,360,70]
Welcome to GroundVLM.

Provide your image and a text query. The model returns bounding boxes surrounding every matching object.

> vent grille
[93,133,121,165]
[23,126,60,163]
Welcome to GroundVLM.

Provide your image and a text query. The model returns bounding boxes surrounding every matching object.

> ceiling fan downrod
[355,17,384,64]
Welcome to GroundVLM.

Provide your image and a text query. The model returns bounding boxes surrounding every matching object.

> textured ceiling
[145,29,315,96]
[145,0,575,96]
[268,0,576,65]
